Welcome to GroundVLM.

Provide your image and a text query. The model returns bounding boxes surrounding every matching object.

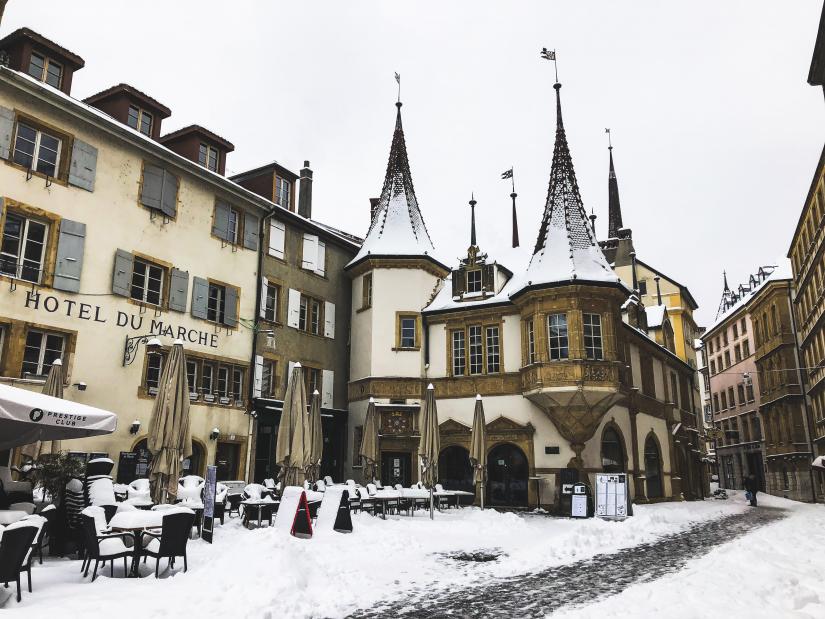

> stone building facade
[346,81,705,509]
[750,277,819,501]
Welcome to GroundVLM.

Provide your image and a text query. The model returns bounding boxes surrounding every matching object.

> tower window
[466,269,482,293]
[583,313,603,360]
[547,313,569,360]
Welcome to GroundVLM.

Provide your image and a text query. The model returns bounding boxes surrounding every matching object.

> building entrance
[487,443,528,507]
[381,451,412,487]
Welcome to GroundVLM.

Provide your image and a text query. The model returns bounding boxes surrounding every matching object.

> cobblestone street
[351,506,786,619]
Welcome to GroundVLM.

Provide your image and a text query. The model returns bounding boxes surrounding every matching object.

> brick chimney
[369,198,380,222]
[298,161,313,219]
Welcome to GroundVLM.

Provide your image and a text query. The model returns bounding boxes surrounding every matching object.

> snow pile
[3,500,747,617]
[554,493,825,619]
[645,304,667,328]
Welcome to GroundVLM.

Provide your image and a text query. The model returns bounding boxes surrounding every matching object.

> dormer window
[466,269,482,293]
[199,144,219,172]
[28,52,62,89]
[275,177,292,208]
[127,106,153,137]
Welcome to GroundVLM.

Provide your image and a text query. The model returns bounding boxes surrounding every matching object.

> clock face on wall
[383,410,411,434]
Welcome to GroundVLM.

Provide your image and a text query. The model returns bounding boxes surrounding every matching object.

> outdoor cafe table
[109,510,164,577]
[0,510,28,525]
[371,490,403,519]
[241,499,278,528]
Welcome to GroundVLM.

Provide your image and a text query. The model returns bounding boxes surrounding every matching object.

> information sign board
[202,465,217,543]
[595,473,628,520]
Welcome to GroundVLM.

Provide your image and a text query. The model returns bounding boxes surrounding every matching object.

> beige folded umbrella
[359,397,379,484]
[469,394,488,509]
[418,384,440,519]
[147,341,192,504]
[305,389,323,483]
[20,358,65,459]
[276,363,308,487]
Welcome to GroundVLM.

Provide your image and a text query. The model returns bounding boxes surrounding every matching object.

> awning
[0,383,118,451]
[812,455,825,471]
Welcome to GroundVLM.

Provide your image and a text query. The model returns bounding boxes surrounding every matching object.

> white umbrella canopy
[812,456,825,472]
[276,363,309,487]
[20,358,65,458]
[0,381,117,451]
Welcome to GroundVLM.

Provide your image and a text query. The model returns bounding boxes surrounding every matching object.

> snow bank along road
[352,505,786,619]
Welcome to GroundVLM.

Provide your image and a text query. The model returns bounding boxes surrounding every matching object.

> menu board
[596,473,628,520]
[202,465,218,543]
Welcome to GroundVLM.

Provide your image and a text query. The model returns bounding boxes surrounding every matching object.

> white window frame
[207,283,226,324]
[264,281,278,322]
[399,316,417,348]
[583,313,603,361]
[146,352,164,395]
[527,320,536,364]
[468,325,483,375]
[547,313,569,361]
[276,177,291,208]
[466,269,482,294]
[130,258,165,306]
[127,105,153,137]
[22,329,65,378]
[198,143,219,172]
[28,52,62,89]
[452,330,466,376]
[486,326,501,373]
[0,213,49,284]
[13,122,62,178]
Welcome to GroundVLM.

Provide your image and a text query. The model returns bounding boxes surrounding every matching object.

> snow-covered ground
[0,496,797,618]
[554,493,825,619]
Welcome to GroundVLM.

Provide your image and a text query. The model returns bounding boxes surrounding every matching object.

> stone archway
[438,445,474,493]
[601,424,627,473]
[487,442,529,507]
[644,433,664,499]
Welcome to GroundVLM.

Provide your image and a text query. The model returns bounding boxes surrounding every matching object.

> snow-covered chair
[88,478,117,507]
[242,483,267,501]
[263,478,276,490]
[177,475,205,502]
[128,478,151,501]
[324,475,334,486]
[314,479,327,492]
[213,483,228,524]
[0,467,32,502]
[81,506,110,535]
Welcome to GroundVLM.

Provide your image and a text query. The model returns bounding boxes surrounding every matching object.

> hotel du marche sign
[23,291,222,349]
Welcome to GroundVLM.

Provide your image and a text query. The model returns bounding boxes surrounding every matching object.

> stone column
[629,390,647,502]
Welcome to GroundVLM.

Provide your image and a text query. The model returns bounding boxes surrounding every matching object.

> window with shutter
[191,277,209,319]
[0,105,15,160]
[140,163,164,211]
[314,241,326,277]
[223,286,239,327]
[324,301,335,338]
[287,289,301,328]
[160,170,178,218]
[269,219,285,259]
[451,268,465,297]
[68,139,97,192]
[322,369,334,408]
[168,268,189,312]
[253,355,264,398]
[111,249,135,297]
[53,219,86,293]
[243,212,259,250]
[301,233,318,271]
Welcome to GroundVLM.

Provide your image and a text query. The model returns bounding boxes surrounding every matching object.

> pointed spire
[607,141,624,239]
[348,99,437,267]
[521,79,618,291]
[723,270,730,292]
[469,193,477,247]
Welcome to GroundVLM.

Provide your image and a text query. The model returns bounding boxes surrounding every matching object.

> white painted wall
[502,314,522,372]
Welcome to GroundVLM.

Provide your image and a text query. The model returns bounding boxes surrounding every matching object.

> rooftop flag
[501,168,513,180]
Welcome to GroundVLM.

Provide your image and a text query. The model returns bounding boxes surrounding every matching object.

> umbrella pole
[481,482,484,510]
[429,486,434,520]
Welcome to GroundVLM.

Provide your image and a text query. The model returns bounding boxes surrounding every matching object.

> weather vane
[540,47,558,82]
[605,127,612,148]
[394,72,401,103]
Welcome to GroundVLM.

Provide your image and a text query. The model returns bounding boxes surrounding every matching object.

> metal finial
[469,193,477,247]
[394,71,401,104]
[605,127,612,149]
[540,47,559,83]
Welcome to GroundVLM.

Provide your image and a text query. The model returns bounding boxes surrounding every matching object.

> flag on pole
[394,72,400,83]
[540,48,555,60]
[501,168,513,180]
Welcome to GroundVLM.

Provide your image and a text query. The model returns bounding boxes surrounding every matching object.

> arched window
[601,427,625,473]
[486,443,529,507]
[771,305,778,335]
[438,445,474,494]
[644,435,663,499]
[182,441,204,477]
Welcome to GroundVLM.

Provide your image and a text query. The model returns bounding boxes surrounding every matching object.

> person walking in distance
[744,473,759,507]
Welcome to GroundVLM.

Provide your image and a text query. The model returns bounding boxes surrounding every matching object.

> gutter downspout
[787,284,818,503]
[245,208,276,482]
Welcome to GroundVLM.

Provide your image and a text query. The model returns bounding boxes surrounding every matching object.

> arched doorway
[182,440,205,478]
[601,426,625,473]
[487,443,528,507]
[438,445,474,493]
[644,435,663,499]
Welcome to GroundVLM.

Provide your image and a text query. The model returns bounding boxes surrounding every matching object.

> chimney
[298,161,313,219]
[369,198,381,222]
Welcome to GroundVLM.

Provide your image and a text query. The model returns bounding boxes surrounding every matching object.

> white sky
[5,1,823,326]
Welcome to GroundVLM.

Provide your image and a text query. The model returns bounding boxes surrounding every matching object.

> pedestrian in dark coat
[744,473,759,507]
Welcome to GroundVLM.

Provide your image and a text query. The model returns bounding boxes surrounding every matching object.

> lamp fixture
[123,334,166,366]
[72,382,87,391]
[209,428,220,441]
[129,419,141,435]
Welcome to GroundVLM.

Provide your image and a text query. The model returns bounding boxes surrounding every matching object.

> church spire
[607,134,624,239]
[469,193,477,248]
[521,71,618,291]
[348,98,437,268]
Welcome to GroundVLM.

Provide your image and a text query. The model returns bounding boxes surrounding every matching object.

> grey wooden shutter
[191,277,209,319]
[140,163,164,210]
[223,286,238,327]
[0,106,15,160]
[68,139,98,192]
[451,269,465,297]
[483,264,495,292]
[253,355,264,398]
[112,249,134,297]
[160,170,178,218]
[243,211,259,250]
[169,268,189,312]
[212,200,230,240]
[53,219,86,292]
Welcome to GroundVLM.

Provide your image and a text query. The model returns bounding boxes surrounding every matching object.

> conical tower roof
[348,102,439,269]
[516,82,620,293]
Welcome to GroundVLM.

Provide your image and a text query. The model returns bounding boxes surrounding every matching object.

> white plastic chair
[128,478,151,501]
[323,476,334,486]
[315,479,326,492]
[177,475,205,502]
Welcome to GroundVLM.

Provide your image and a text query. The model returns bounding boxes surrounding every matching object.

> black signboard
[202,465,217,543]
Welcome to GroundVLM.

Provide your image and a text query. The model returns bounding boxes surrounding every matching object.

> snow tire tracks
[349,506,785,619]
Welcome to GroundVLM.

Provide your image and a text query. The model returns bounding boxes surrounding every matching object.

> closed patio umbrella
[469,394,488,509]
[276,363,308,487]
[359,397,379,484]
[0,381,117,451]
[419,384,440,519]
[20,358,65,459]
[147,340,192,504]
[305,389,323,483]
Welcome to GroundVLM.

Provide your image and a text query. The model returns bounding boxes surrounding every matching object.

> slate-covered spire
[348,100,437,267]
[520,82,618,290]
[607,144,624,239]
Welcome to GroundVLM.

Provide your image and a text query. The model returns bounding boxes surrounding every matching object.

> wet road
[350,506,785,618]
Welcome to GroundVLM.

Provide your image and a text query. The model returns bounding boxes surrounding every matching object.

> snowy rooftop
[348,103,437,268]
[645,304,667,329]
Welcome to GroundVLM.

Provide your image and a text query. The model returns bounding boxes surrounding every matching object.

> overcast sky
[6,1,823,326]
